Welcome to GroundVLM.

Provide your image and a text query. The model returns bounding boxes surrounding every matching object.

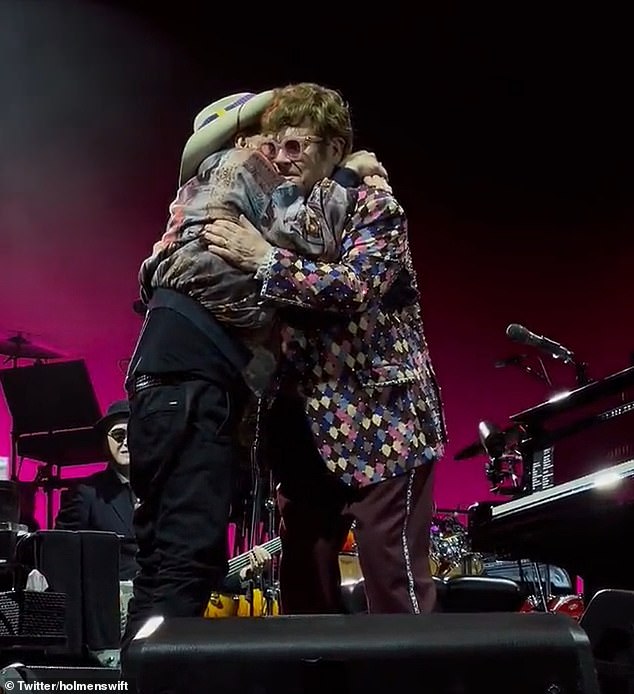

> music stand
[0,360,105,528]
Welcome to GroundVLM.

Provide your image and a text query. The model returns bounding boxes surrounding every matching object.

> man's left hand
[342,150,388,179]
[364,175,393,194]
[204,215,272,272]
[239,545,273,580]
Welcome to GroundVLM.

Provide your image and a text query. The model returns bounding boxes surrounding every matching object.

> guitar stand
[520,561,553,612]
[244,398,281,617]
[529,562,550,612]
[243,572,279,617]
[263,583,280,616]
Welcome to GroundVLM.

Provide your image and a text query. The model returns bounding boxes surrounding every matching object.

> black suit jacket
[55,467,138,580]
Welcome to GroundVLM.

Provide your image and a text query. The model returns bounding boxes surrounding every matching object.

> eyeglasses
[259,135,323,162]
[108,428,128,445]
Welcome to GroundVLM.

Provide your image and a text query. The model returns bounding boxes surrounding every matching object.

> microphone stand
[536,356,553,387]
[499,354,591,390]
[501,355,553,388]
[263,485,280,616]
[573,360,590,387]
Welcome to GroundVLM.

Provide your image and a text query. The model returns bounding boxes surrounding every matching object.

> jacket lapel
[110,486,133,531]
[98,468,134,534]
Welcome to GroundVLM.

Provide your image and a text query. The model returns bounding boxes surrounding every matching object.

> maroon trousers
[267,396,436,615]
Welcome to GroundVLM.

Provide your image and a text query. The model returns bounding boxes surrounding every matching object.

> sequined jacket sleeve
[259,187,406,312]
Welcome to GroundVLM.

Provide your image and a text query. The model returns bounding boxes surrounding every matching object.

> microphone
[506,323,575,363]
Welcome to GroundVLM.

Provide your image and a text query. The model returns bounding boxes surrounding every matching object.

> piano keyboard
[489,458,634,521]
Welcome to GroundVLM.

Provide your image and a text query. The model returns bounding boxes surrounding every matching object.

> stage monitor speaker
[580,589,634,694]
[125,612,600,694]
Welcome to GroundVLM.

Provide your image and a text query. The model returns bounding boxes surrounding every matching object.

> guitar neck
[225,536,282,579]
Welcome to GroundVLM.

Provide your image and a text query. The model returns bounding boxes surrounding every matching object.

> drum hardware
[454,421,524,463]
[0,332,65,368]
[520,593,585,621]
[484,450,524,495]
[434,507,469,515]
[478,420,526,495]
[454,420,527,495]
[430,514,483,579]
[504,561,577,616]
[524,561,550,612]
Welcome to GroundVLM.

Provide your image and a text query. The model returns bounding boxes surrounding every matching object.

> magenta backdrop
[1,1,633,528]
[2,209,632,527]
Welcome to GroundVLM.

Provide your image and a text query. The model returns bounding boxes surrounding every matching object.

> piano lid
[510,365,634,425]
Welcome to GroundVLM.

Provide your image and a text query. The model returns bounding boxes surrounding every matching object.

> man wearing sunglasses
[56,400,138,581]
[205,82,447,616]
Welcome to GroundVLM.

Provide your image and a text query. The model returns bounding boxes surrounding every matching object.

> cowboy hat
[179,90,274,185]
[95,399,129,436]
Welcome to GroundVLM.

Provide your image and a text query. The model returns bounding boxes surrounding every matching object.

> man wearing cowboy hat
[137,90,382,395]
[123,89,384,647]
[56,400,138,581]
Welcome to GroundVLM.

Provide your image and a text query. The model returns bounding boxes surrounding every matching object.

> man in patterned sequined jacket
[206,83,448,616]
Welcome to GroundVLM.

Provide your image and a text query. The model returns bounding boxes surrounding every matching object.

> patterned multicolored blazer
[259,186,447,488]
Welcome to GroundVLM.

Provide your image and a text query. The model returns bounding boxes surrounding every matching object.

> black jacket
[55,467,138,580]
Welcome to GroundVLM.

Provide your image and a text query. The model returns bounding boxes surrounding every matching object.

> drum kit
[429,511,484,579]
[339,510,484,592]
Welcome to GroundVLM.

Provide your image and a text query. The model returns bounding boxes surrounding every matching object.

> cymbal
[0,334,64,360]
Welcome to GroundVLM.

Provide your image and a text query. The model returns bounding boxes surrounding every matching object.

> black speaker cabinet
[14,530,120,659]
[125,612,600,694]
[580,589,634,694]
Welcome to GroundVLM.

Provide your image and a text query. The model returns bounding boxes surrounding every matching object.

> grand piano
[468,365,634,599]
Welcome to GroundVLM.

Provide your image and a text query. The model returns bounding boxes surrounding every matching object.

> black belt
[127,374,190,397]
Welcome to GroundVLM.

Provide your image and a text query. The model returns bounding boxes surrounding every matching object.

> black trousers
[122,377,244,649]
